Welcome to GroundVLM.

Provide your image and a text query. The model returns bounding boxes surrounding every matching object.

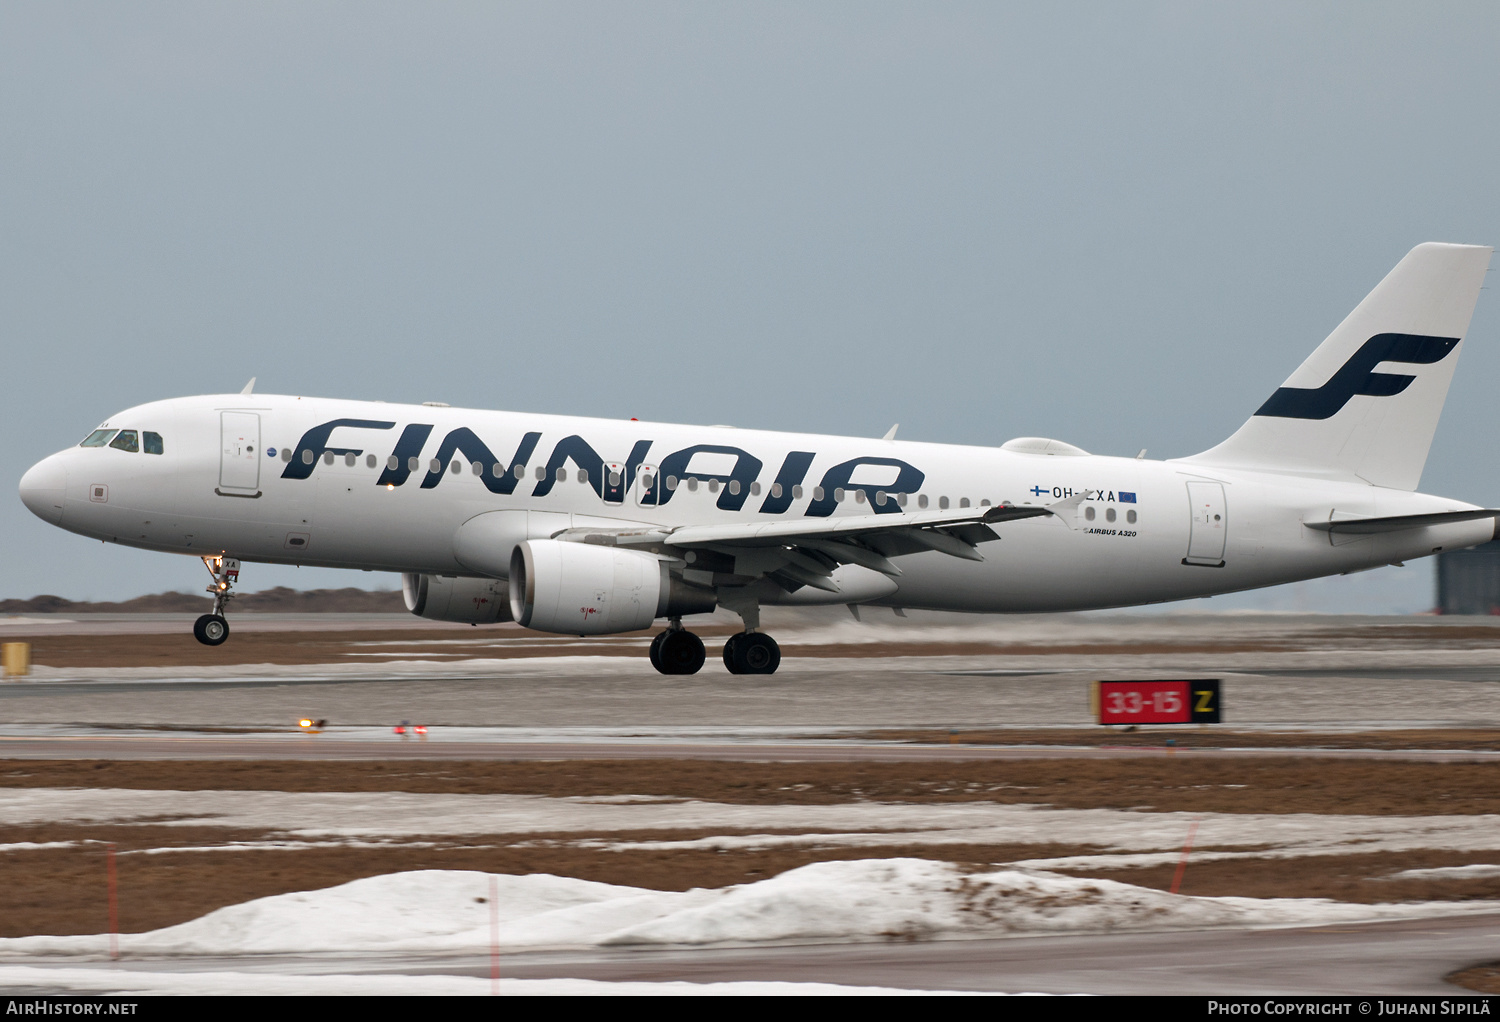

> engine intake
[402,573,512,624]
[509,540,715,635]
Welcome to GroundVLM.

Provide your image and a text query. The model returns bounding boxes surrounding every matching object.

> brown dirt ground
[3,757,1498,816]
[859,728,1500,752]
[1059,850,1500,903]
[1447,963,1500,993]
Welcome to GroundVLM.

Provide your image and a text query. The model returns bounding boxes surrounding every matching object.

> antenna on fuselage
[882,424,898,441]
[240,377,256,395]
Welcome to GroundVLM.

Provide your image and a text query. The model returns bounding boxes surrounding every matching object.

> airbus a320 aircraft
[18,243,1498,675]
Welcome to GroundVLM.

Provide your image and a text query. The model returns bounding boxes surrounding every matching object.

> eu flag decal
[1119,492,1137,503]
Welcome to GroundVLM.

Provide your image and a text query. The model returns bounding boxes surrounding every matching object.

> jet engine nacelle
[402,573,513,624]
[508,539,715,635]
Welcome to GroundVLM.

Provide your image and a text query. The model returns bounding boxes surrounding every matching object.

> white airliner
[17,243,1498,674]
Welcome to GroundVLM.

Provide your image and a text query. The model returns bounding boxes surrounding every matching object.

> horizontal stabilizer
[1303,509,1500,535]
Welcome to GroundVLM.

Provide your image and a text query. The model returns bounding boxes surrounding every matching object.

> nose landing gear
[193,555,239,646]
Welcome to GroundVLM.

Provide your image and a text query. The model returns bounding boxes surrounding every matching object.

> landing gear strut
[649,620,705,675]
[193,555,238,647]
[717,589,780,675]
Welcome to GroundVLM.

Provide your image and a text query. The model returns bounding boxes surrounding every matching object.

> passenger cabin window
[109,430,139,453]
[144,432,164,455]
[80,429,118,448]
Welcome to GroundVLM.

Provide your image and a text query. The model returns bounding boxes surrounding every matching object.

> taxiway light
[299,718,313,728]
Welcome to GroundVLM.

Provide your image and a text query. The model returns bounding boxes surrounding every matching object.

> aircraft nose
[19,454,67,524]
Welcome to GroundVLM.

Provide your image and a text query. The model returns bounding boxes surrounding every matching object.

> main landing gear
[646,602,783,676]
[649,622,706,675]
[193,555,239,647]
[722,631,781,675]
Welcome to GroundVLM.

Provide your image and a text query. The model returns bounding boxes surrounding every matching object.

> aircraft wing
[561,503,1057,594]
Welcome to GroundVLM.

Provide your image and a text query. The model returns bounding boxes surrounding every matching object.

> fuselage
[18,393,1492,613]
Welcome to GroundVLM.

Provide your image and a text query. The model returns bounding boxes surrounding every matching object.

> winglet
[240,377,257,395]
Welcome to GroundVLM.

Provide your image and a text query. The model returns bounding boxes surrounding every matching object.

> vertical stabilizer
[1186,243,1491,489]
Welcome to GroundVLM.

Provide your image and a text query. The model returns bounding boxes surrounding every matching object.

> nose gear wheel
[193,614,230,646]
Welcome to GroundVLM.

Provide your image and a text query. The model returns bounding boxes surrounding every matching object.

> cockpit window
[80,429,118,447]
[143,431,164,455]
[108,430,139,453]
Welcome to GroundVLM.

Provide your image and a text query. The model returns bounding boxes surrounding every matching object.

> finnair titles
[19,243,1498,675]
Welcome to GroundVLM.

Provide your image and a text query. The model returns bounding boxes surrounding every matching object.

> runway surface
[9,913,1498,995]
[3,733,1500,762]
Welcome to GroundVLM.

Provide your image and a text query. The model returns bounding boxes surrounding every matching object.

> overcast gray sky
[4,2,1499,612]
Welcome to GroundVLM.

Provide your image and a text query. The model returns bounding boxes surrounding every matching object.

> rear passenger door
[1183,480,1227,566]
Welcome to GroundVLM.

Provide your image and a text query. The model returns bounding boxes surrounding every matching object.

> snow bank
[4,860,1495,959]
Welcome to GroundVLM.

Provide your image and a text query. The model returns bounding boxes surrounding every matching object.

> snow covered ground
[5,788,1500,867]
[6,860,1497,960]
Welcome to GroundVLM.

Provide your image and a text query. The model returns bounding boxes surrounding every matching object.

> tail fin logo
[1254,333,1458,421]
